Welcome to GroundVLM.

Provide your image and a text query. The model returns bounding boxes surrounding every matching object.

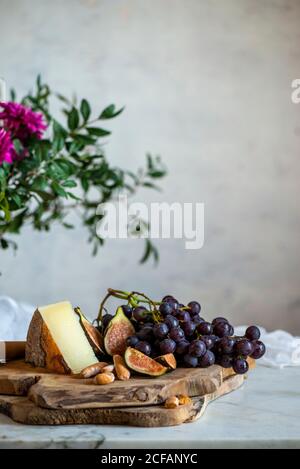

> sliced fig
[125,347,167,377]
[74,307,105,356]
[155,353,177,370]
[104,307,135,356]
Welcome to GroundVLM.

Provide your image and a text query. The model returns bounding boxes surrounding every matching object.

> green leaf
[62,180,77,188]
[80,99,91,122]
[51,181,68,198]
[74,134,96,145]
[10,193,22,208]
[67,107,79,131]
[81,177,89,192]
[140,239,159,265]
[87,127,111,137]
[142,181,161,191]
[31,175,48,192]
[99,104,124,120]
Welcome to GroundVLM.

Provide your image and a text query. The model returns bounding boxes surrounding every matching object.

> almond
[113,354,131,381]
[94,372,115,385]
[164,396,179,409]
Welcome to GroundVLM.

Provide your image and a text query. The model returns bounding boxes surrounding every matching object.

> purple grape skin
[159,302,174,317]
[213,321,231,338]
[166,299,179,311]
[187,301,201,315]
[199,350,215,368]
[199,335,214,350]
[232,358,249,374]
[175,340,190,355]
[102,314,113,330]
[182,321,196,337]
[212,317,229,326]
[165,314,179,329]
[210,335,220,345]
[235,338,254,357]
[176,310,191,322]
[169,327,185,342]
[133,306,148,322]
[160,338,176,354]
[228,325,234,336]
[137,326,154,342]
[216,337,235,354]
[153,322,169,339]
[250,340,266,359]
[216,355,233,368]
[183,354,198,368]
[135,341,152,356]
[189,339,206,358]
[193,316,205,326]
[245,326,261,341]
[121,304,133,319]
[197,321,213,336]
[162,295,176,303]
[126,335,139,347]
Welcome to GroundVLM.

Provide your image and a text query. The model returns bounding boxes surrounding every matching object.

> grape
[121,304,133,319]
[212,317,229,326]
[213,321,231,338]
[153,322,169,339]
[183,354,198,368]
[178,303,185,308]
[245,326,261,341]
[232,358,249,374]
[187,301,201,315]
[210,334,220,346]
[228,325,234,336]
[160,338,176,354]
[216,337,235,355]
[199,335,214,350]
[166,299,179,311]
[159,302,174,317]
[182,321,196,337]
[216,355,233,368]
[193,316,205,326]
[189,339,206,358]
[137,326,154,342]
[162,295,175,303]
[169,327,185,342]
[175,340,190,355]
[165,314,179,329]
[176,310,191,322]
[235,339,253,357]
[133,306,148,322]
[126,335,139,347]
[135,341,152,356]
[250,340,266,359]
[197,321,213,336]
[199,350,215,368]
[102,314,113,330]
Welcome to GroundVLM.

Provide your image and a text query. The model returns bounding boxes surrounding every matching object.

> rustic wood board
[0,374,244,427]
[0,359,254,410]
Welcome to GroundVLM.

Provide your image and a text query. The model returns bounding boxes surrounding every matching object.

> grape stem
[97,288,161,325]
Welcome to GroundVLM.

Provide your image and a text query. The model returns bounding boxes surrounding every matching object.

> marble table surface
[0,365,299,449]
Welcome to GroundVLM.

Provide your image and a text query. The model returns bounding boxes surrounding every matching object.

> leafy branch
[0,76,167,263]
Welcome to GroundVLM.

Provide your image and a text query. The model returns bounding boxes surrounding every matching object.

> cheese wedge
[25,301,98,374]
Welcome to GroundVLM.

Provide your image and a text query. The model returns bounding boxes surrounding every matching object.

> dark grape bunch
[104,294,266,375]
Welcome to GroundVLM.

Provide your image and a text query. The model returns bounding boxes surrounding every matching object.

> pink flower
[0,128,15,164]
[0,102,47,142]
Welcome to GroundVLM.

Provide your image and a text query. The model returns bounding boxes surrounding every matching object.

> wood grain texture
[0,374,244,427]
[0,359,255,410]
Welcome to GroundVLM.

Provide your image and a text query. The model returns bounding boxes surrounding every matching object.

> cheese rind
[25,301,98,374]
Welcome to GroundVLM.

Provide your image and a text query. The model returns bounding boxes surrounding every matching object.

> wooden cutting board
[0,360,254,410]
[0,374,244,427]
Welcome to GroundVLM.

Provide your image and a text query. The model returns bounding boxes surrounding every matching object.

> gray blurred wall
[1,0,300,333]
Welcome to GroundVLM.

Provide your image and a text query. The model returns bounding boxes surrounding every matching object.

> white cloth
[0,296,299,368]
[0,296,34,341]
[235,326,300,368]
